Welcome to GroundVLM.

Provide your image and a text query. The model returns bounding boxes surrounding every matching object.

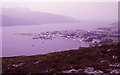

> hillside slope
[2,44,120,75]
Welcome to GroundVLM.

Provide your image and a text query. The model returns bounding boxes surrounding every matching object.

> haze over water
[0,2,118,57]
[2,22,112,57]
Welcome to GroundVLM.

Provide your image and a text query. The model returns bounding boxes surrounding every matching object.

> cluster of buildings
[62,67,104,75]
[81,28,118,46]
[16,27,119,47]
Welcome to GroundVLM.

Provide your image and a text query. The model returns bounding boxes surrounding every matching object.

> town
[16,27,119,47]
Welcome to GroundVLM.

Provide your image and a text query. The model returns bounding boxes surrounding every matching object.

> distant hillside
[2,8,79,26]
[2,44,120,75]
[109,22,118,31]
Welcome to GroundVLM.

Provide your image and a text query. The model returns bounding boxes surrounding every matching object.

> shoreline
[2,44,120,74]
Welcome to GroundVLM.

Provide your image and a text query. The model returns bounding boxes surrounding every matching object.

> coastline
[2,44,120,75]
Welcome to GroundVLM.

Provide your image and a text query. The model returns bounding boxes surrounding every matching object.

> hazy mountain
[2,8,79,26]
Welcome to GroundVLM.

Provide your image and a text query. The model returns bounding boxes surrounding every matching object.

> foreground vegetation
[2,44,120,75]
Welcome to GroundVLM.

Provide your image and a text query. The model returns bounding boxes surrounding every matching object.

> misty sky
[1,2,118,22]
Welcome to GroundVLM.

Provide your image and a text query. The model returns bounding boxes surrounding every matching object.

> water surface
[2,23,110,57]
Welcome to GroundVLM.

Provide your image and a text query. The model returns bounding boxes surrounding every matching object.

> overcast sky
[1,2,118,22]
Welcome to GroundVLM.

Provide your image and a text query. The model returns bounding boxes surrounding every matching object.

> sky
[0,0,119,2]
[1,2,118,22]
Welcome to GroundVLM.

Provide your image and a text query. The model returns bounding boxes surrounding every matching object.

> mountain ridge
[1,8,79,26]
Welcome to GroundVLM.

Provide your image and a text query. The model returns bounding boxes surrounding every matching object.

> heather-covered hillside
[2,44,120,75]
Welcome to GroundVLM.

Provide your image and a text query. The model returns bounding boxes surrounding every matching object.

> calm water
[2,23,110,57]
